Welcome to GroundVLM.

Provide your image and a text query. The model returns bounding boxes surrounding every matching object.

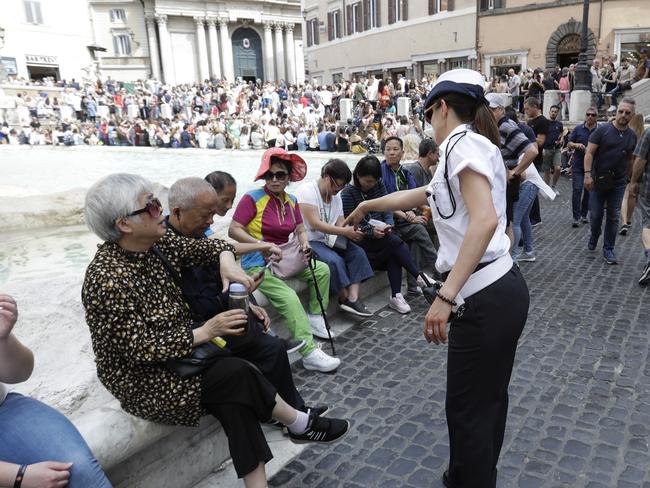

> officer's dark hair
[418,138,438,158]
[550,104,561,111]
[205,171,236,193]
[321,159,352,183]
[352,155,382,186]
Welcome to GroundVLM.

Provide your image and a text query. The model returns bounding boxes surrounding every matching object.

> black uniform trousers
[445,266,529,488]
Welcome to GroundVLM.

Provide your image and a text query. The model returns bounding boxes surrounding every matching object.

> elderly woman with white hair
[81,173,350,488]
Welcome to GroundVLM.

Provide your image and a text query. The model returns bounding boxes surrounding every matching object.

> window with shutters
[363,0,379,30]
[389,0,407,24]
[110,9,126,22]
[347,2,362,35]
[429,0,454,14]
[113,34,132,56]
[23,0,43,24]
[307,18,319,46]
[480,0,504,10]
[328,9,342,41]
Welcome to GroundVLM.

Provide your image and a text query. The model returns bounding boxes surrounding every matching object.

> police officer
[345,69,530,488]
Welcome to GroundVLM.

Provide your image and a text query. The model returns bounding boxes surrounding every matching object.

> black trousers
[446,266,529,488]
[201,357,277,478]
[230,332,305,411]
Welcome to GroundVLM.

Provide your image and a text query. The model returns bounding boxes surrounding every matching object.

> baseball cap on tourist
[485,93,505,109]
[423,68,488,117]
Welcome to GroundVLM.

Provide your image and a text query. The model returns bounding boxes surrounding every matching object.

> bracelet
[14,464,27,488]
[435,290,457,307]
[584,171,591,174]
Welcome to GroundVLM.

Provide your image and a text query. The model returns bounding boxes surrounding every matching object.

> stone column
[194,17,210,81]
[274,23,285,82]
[144,14,161,80]
[219,18,235,81]
[206,18,221,79]
[156,14,175,85]
[263,21,275,82]
[284,23,296,85]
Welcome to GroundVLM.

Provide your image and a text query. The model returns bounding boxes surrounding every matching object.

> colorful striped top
[232,186,304,269]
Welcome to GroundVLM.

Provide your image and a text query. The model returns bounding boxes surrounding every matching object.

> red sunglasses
[127,197,163,218]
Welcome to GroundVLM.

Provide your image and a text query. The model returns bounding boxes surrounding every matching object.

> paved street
[270,176,650,488]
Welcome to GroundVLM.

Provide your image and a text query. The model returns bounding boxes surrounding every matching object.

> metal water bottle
[229,283,249,335]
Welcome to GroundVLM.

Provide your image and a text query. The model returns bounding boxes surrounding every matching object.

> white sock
[287,409,310,434]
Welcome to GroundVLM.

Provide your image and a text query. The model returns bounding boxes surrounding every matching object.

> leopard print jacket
[82,229,235,426]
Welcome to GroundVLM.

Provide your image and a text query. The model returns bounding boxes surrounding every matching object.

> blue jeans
[311,240,375,295]
[571,168,590,220]
[512,182,538,256]
[589,181,627,251]
[0,394,112,487]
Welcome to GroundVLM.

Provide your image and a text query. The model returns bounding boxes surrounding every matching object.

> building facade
[478,0,650,76]
[302,0,477,85]
[89,0,305,84]
[0,0,95,82]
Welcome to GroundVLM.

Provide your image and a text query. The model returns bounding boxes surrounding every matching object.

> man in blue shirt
[381,136,437,291]
[584,98,638,264]
[296,128,308,151]
[567,108,598,227]
[317,124,329,151]
[542,105,564,193]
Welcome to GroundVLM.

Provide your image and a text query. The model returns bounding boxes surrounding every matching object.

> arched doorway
[232,28,263,83]
[545,18,597,69]
[556,33,581,68]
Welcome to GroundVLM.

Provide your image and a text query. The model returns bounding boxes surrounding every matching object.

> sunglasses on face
[264,171,289,181]
[127,197,163,218]
[586,113,597,117]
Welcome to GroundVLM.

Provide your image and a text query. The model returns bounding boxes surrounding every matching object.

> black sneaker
[267,405,330,433]
[288,410,350,444]
[339,299,373,317]
[282,338,306,354]
[639,262,650,286]
[442,469,451,488]
[581,217,589,224]
[619,224,630,236]
[303,404,329,417]
[572,220,580,228]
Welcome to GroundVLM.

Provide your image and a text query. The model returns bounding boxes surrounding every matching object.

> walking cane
[308,256,336,356]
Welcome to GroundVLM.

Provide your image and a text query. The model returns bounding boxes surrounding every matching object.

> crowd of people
[2,63,650,488]
[1,48,648,149]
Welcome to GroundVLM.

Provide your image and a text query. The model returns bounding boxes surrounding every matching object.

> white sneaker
[302,346,341,373]
[308,313,336,340]
[553,187,560,196]
[389,293,411,314]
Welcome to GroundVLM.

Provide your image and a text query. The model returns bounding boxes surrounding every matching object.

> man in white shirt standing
[508,68,521,112]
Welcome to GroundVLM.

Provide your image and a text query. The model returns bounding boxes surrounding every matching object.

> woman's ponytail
[472,103,501,148]
[439,94,501,148]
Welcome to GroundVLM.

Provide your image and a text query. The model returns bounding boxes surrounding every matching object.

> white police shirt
[427,124,510,274]
[0,382,7,406]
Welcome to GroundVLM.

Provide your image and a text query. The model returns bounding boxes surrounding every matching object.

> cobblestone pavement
[270,176,650,488]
